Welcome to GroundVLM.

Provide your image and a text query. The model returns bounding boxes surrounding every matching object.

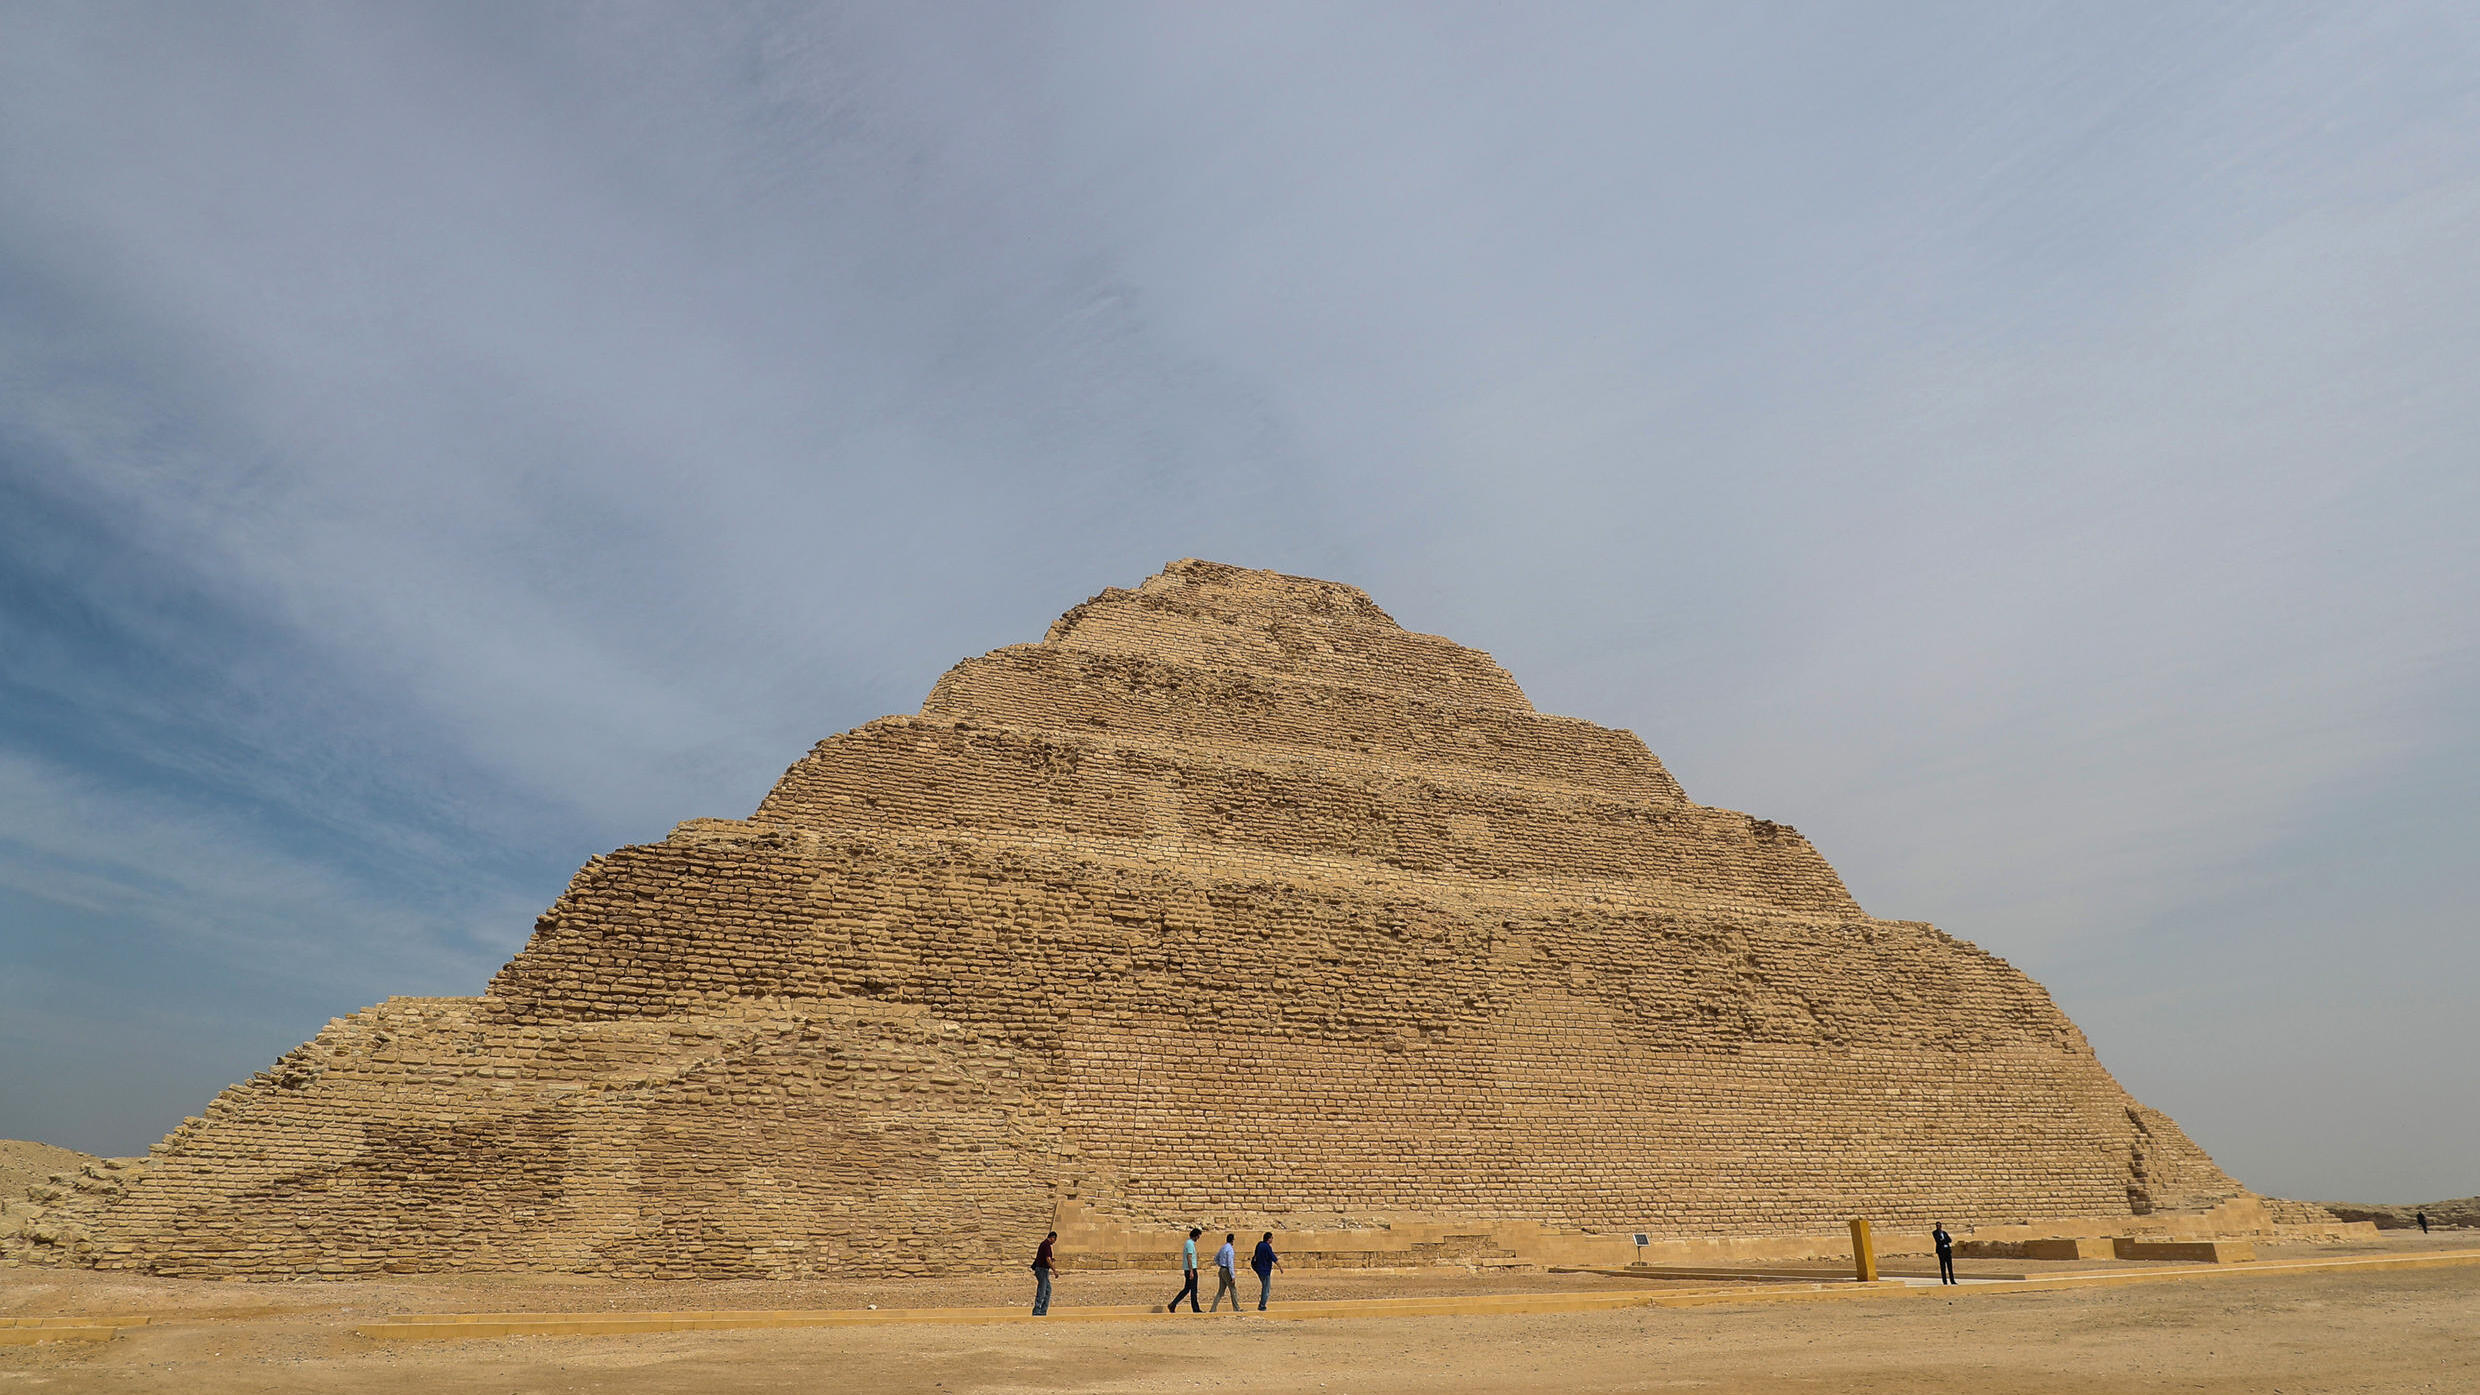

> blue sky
[2,2,2474,1201]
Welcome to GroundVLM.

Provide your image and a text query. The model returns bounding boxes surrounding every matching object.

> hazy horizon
[3,3,2475,1203]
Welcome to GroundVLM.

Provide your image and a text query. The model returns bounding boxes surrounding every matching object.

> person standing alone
[1932,1222,1956,1285]
[1209,1232,1243,1312]
[1166,1227,1203,1313]
[1031,1230,1058,1316]
[1251,1231,1282,1310]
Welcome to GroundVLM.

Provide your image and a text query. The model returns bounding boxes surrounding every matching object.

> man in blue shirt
[1165,1227,1203,1313]
[1209,1233,1242,1311]
[1251,1232,1282,1310]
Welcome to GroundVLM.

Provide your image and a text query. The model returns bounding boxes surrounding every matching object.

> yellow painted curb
[1642,1248,2480,1309]
[0,1327,117,1346]
[1964,1248,2480,1295]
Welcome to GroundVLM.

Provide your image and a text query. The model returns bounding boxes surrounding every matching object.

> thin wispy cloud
[1,2,2472,1198]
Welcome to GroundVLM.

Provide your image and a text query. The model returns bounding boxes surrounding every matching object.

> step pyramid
[24,560,2262,1278]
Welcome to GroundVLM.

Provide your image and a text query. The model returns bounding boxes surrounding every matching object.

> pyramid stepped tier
[8,559,2297,1279]
[1040,564,1536,710]
[750,719,1852,914]
[918,644,1683,803]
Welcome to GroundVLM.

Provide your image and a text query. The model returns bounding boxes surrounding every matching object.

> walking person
[1932,1221,1956,1285]
[1209,1232,1243,1312]
[1030,1230,1058,1316]
[1251,1231,1283,1311]
[2417,1209,2431,1235]
[1165,1227,1203,1313]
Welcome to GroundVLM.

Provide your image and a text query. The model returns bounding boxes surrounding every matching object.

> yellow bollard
[1849,1219,1877,1283]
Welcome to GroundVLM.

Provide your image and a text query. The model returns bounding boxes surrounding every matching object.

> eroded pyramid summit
[18,561,2279,1277]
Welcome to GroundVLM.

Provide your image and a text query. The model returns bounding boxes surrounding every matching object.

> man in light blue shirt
[1165,1227,1203,1312]
[1209,1232,1242,1311]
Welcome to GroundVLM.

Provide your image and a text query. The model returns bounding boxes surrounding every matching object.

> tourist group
[1028,1228,1286,1315]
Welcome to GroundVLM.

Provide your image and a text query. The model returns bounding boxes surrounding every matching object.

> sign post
[1848,1218,1877,1283]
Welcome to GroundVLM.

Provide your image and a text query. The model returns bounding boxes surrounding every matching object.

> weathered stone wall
[18,558,2260,1278]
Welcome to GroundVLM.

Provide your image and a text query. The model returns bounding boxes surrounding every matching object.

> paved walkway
[347,1247,2480,1340]
[11,1248,2477,1344]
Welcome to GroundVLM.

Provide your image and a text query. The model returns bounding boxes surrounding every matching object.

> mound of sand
[2315,1196,2480,1229]
[2,1139,152,1263]
[0,1139,98,1202]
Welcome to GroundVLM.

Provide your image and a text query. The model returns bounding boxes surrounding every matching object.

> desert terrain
[4,1231,2473,1394]
[2316,1196,2480,1230]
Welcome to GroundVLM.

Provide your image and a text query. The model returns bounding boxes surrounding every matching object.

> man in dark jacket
[1251,1231,1283,1310]
[1932,1222,1956,1284]
[1032,1230,1058,1315]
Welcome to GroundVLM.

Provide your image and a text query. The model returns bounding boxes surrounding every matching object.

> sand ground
[3,1232,2473,1393]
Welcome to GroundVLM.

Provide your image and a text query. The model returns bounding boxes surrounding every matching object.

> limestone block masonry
[7,561,2314,1279]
